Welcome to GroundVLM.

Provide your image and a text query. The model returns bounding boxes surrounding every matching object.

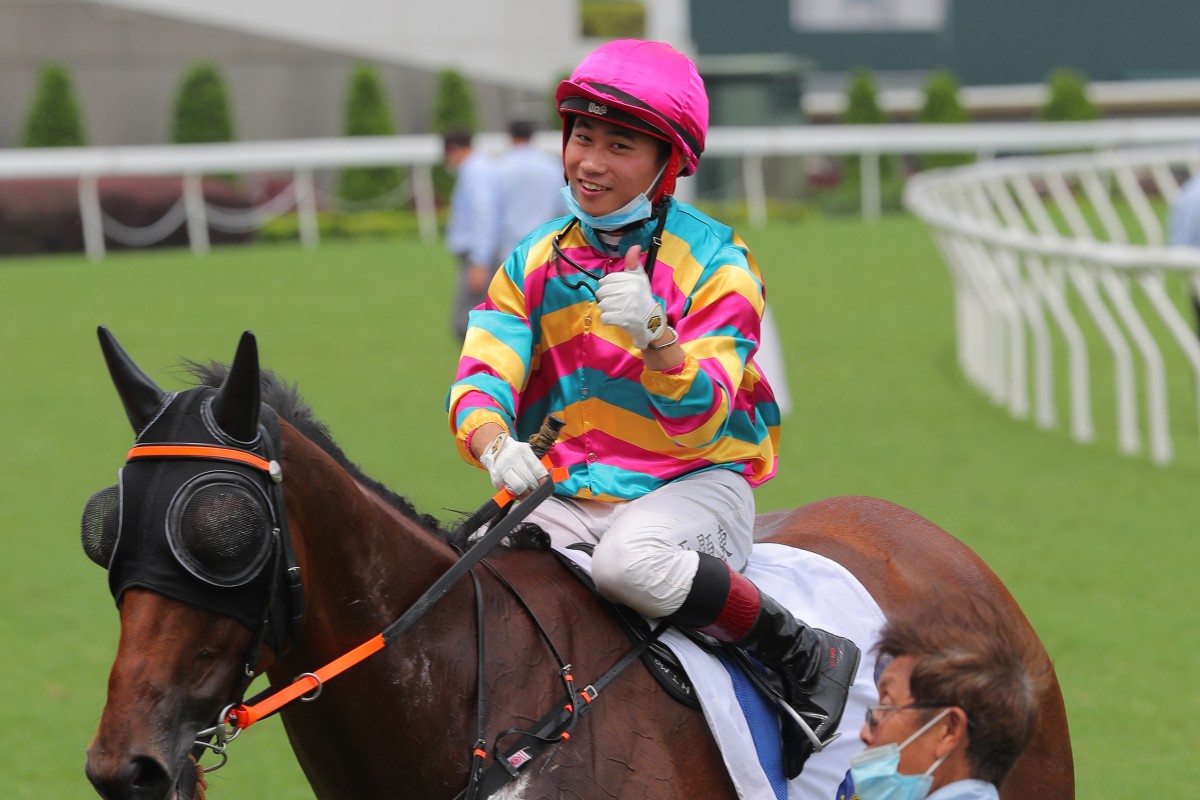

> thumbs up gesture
[595,245,667,349]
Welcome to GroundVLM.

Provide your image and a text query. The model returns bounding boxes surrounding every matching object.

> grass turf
[1,216,1195,797]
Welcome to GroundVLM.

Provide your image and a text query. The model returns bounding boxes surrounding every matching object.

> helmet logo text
[588,102,608,116]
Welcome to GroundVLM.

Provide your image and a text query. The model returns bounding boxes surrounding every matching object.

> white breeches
[524,469,755,619]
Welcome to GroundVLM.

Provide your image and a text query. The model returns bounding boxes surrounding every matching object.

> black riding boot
[668,553,861,778]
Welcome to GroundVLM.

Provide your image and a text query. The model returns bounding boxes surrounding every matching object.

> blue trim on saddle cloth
[716,650,787,800]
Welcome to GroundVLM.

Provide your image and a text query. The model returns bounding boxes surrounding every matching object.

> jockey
[447,38,859,776]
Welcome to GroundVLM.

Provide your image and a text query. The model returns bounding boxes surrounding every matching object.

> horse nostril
[86,755,173,799]
[130,755,171,791]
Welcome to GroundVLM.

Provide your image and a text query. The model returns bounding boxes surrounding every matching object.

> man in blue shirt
[443,129,500,339]
[494,120,566,258]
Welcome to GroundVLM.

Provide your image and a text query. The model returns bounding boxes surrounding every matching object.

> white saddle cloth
[557,542,885,800]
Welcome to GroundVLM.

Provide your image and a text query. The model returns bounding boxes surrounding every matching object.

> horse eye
[81,485,120,568]
[168,476,274,587]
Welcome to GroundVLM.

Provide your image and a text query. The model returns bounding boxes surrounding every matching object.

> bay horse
[83,328,1074,800]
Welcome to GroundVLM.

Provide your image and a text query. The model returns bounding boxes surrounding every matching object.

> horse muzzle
[85,748,200,800]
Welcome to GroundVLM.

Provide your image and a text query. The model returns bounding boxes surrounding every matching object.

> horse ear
[211,330,261,442]
[98,325,166,433]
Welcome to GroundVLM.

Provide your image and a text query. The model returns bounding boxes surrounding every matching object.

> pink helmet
[557,39,708,196]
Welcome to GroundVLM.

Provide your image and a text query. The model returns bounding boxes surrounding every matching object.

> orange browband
[126,444,272,473]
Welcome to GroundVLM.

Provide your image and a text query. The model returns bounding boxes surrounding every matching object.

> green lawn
[1,216,1195,797]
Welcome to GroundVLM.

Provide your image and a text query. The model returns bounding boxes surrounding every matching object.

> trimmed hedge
[339,64,405,203]
[1040,69,1100,121]
[0,177,254,255]
[171,62,236,144]
[22,62,87,147]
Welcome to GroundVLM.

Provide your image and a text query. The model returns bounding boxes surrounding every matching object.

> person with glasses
[447,38,859,777]
[835,595,1051,800]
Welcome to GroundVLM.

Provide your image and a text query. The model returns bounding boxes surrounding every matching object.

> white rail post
[742,154,767,230]
[294,168,319,250]
[182,173,210,257]
[413,164,438,243]
[77,175,106,262]
[861,151,881,222]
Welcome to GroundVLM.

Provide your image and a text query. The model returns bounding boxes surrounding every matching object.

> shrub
[432,69,478,202]
[21,62,87,147]
[338,64,405,204]
[841,68,893,187]
[171,62,236,144]
[917,70,973,170]
[580,1,645,38]
[0,177,253,255]
[432,69,477,135]
[1040,69,1100,121]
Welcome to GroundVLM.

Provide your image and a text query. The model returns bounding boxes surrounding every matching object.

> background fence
[905,144,1200,465]
[5,117,1200,260]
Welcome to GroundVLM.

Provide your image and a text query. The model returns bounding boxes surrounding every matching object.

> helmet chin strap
[653,149,681,204]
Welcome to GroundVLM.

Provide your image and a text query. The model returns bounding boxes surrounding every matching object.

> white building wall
[88,0,693,91]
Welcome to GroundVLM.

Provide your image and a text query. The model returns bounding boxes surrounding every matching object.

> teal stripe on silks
[470,309,535,369]
[699,325,756,366]
[717,651,787,800]
[450,373,518,425]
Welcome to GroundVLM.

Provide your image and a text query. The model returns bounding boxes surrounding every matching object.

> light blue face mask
[847,708,952,800]
[560,161,667,231]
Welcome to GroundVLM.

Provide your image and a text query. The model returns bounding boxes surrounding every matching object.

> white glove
[596,264,666,349]
[479,432,548,495]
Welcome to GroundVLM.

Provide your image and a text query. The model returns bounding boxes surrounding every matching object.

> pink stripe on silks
[455,357,503,381]
[696,565,761,643]
[522,259,555,309]
[683,292,762,344]
[576,428,719,478]
[456,390,503,413]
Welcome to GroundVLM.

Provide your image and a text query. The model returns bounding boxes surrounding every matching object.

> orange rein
[224,461,567,732]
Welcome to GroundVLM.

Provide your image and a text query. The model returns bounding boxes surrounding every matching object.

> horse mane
[185,360,461,546]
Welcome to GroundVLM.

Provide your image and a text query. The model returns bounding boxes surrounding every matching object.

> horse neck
[277,424,457,651]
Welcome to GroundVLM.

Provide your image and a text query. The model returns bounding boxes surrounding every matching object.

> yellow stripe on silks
[453,409,508,466]
[663,391,730,449]
[657,230,709,295]
[538,301,597,351]
[732,233,766,284]
[488,264,529,318]
[467,325,531,393]
[525,234,557,275]
[679,337,743,392]
[640,355,701,402]
[687,263,765,318]
[585,392,730,453]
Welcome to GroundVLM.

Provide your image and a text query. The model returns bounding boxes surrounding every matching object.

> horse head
[84,327,300,800]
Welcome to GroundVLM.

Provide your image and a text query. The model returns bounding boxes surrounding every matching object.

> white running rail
[905,146,1200,464]
[7,118,1200,260]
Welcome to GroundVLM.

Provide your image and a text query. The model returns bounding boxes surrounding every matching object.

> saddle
[550,545,810,777]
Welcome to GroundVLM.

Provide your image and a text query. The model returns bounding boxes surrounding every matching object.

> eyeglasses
[864,703,944,733]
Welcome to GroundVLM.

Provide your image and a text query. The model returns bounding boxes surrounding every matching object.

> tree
[841,68,890,185]
[432,69,478,201]
[21,62,86,147]
[171,62,235,144]
[917,70,973,170]
[339,64,404,203]
[1040,69,1100,122]
[433,69,478,135]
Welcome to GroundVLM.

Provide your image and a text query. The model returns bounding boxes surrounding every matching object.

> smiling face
[563,116,667,218]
